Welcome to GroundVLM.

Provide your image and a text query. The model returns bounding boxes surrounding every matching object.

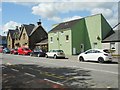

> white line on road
[24,73,36,77]
[78,67,118,75]
[44,78,63,86]
[11,69,19,72]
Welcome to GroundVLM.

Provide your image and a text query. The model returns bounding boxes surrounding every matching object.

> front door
[80,44,84,53]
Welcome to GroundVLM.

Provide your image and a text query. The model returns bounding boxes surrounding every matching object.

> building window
[57,37,59,41]
[23,33,25,39]
[110,42,115,50]
[93,42,97,48]
[66,35,69,41]
[50,37,53,43]
[54,32,57,36]
[61,31,64,35]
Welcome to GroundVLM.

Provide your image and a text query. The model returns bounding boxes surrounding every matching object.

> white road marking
[6,63,12,65]
[29,68,34,70]
[11,69,19,72]
[44,78,63,86]
[65,73,77,75]
[24,73,36,77]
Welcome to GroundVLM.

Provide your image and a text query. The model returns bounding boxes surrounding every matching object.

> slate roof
[49,18,81,33]
[7,30,16,39]
[24,24,35,36]
[49,14,105,33]
[19,24,35,39]
[102,30,120,42]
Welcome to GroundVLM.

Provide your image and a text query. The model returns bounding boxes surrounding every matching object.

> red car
[0,47,3,53]
[18,47,32,55]
[10,49,18,54]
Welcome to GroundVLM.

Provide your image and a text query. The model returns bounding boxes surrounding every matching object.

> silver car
[46,50,65,59]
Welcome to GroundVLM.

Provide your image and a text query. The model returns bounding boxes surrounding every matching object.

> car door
[88,50,97,61]
[92,50,101,61]
[83,50,93,60]
[47,50,52,57]
[51,50,56,57]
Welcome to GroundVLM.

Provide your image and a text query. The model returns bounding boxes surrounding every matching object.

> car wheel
[98,57,104,63]
[45,54,48,58]
[37,54,40,57]
[30,53,32,56]
[54,55,57,59]
[79,56,84,62]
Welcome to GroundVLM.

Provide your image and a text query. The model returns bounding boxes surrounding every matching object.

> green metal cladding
[48,14,113,55]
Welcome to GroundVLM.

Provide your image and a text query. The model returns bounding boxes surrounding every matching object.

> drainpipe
[57,32,60,49]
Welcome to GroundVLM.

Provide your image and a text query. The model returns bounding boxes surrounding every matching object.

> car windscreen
[56,50,63,52]
[23,48,30,50]
[34,49,42,52]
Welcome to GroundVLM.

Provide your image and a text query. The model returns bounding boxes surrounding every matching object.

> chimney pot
[37,19,41,25]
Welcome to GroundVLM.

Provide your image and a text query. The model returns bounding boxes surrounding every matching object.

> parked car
[0,46,4,53]
[3,48,10,54]
[18,47,32,55]
[10,49,18,54]
[46,50,65,59]
[78,49,112,63]
[30,49,46,57]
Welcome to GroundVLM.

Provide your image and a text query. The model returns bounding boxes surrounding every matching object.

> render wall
[84,14,102,49]
[48,29,72,55]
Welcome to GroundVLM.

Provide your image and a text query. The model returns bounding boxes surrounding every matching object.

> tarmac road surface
[1,53,119,89]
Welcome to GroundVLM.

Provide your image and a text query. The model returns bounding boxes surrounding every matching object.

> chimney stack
[37,19,41,25]
[16,26,18,30]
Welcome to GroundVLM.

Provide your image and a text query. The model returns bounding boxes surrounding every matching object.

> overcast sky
[0,0,119,36]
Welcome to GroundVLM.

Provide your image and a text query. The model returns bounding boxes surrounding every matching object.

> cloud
[32,2,85,22]
[2,0,56,3]
[91,8,113,18]
[63,16,82,22]
[2,21,21,33]
[32,2,118,27]
[2,0,119,2]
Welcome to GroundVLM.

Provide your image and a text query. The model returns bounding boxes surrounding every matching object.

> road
[1,53,119,89]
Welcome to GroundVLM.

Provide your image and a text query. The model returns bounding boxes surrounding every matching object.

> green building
[48,14,114,55]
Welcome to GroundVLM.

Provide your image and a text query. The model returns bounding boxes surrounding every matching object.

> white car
[46,50,65,59]
[78,49,112,63]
